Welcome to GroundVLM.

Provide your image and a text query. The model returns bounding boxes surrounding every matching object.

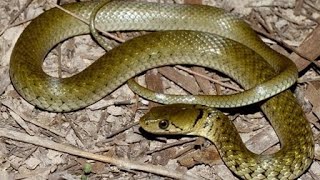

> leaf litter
[0,0,320,179]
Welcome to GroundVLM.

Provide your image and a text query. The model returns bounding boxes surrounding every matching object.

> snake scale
[9,0,314,179]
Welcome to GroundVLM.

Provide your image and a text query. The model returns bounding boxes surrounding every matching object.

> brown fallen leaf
[158,66,200,95]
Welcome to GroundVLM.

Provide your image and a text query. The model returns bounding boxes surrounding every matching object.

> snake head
[139,104,221,136]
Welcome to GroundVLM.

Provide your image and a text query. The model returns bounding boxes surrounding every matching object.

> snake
[9,0,314,179]
[10,0,299,112]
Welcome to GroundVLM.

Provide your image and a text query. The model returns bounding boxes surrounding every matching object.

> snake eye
[158,120,169,129]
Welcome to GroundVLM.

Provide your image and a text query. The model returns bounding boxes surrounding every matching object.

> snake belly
[10,1,298,112]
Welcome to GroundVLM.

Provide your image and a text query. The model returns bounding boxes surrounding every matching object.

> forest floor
[0,0,320,179]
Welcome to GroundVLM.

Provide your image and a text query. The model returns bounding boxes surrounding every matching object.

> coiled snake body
[10,1,314,179]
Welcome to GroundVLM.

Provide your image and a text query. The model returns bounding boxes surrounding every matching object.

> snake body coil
[11,1,298,112]
[10,1,314,179]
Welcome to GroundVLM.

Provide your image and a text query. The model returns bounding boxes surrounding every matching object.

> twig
[57,44,62,78]
[47,1,125,43]
[252,10,274,34]
[93,111,108,140]
[64,115,85,145]
[147,138,197,154]
[0,128,202,180]
[305,0,320,12]
[20,146,38,162]
[9,110,34,135]
[2,17,35,31]
[105,121,139,139]
[213,74,222,95]
[0,0,33,36]
[158,66,200,94]
[87,99,137,111]
[298,76,320,83]
[2,94,66,138]
[272,8,302,26]
[249,22,316,64]
[175,65,243,92]
[191,67,213,95]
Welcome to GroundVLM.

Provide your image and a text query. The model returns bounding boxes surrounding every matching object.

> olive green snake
[9,0,314,179]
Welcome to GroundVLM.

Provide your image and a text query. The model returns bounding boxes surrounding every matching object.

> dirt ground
[0,0,320,179]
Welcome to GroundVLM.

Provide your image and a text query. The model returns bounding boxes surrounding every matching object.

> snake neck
[192,94,313,180]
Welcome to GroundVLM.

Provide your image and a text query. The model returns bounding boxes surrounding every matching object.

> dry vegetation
[1,0,320,179]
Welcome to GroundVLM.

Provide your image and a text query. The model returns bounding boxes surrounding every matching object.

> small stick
[105,121,139,139]
[57,44,63,78]
[298,76,320,83]
[176,65,243,92]
[64,115,85,145]
[48,2,125,43]
[93,111,107,140]
[2,93,65,138]
[9,110,34,135]
[147,138,197,154]
[0,0,33,36]
[0,128,202,180]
